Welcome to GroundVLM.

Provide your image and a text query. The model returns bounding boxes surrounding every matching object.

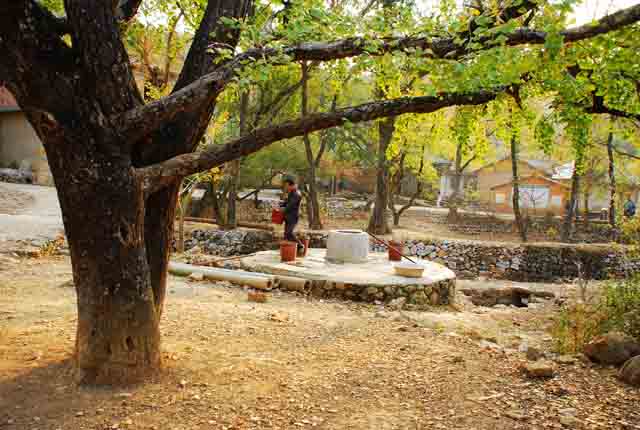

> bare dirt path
[0,182,63,244]
[1,256,638,430]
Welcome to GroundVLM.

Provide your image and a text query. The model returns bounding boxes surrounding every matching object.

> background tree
[446,106,491,221]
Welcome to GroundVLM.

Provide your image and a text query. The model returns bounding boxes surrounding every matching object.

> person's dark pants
[284,221,299,246]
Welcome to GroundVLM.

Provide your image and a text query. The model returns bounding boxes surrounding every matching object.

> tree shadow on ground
[0,358,117,429]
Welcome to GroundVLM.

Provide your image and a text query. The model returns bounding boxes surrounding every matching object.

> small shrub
[552,276,640,354]
[552,302,606,354]
[601,276,640,339]
[620,217,640,248]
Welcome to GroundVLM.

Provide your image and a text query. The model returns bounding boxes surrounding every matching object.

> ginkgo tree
[445,105,493,221]
[1,0,639,384]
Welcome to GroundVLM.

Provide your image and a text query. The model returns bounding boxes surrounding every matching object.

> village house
[473,157,566,214]
[490,174,569,215]
[445,156,639,216]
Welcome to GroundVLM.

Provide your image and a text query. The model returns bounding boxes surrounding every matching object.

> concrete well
[326,229,369,264]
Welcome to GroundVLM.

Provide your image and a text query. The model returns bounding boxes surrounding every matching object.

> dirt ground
[0,183,34,215]
[0,183,63,244]
[1,254,639,430]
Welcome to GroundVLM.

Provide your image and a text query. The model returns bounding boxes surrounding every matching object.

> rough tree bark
[2,0,635,385]
[301,61,323,230]
[510,135,527,242]
[607,132,617,227]
[368,117,395,235]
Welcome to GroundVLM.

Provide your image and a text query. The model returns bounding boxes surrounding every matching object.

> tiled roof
[526,159,555,173]
[0,86,19,112]
[473,156,556,174]
[490,174,570,190]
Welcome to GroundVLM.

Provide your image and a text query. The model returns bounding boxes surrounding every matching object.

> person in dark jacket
[624,195,636,218]
[280,178,302,244]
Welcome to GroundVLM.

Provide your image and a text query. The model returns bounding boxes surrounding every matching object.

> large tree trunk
[368,117,395,235]
[43,128,161,385]
[510,136,527,242]
[607,132,617,227]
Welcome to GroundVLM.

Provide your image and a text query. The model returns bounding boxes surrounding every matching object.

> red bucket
[280,241,297,262]
[271,209,284,225]
[388,241,402,261]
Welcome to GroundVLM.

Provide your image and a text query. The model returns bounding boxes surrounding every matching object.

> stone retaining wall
[306,278,456,309]
[372,238,639,281]
[185,229,275,256]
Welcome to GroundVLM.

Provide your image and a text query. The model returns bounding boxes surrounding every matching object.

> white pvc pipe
[169,262,274,290]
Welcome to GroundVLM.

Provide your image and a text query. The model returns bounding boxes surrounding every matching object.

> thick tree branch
[64,1,142,115]
[587,95,640,122]
[138,89,499,192]
[116,68,229,142]
[235,3,640,63]
[0,1,75,114]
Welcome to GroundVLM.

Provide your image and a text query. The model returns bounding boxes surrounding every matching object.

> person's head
[284,178,296,192]
[628,195,633,201]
